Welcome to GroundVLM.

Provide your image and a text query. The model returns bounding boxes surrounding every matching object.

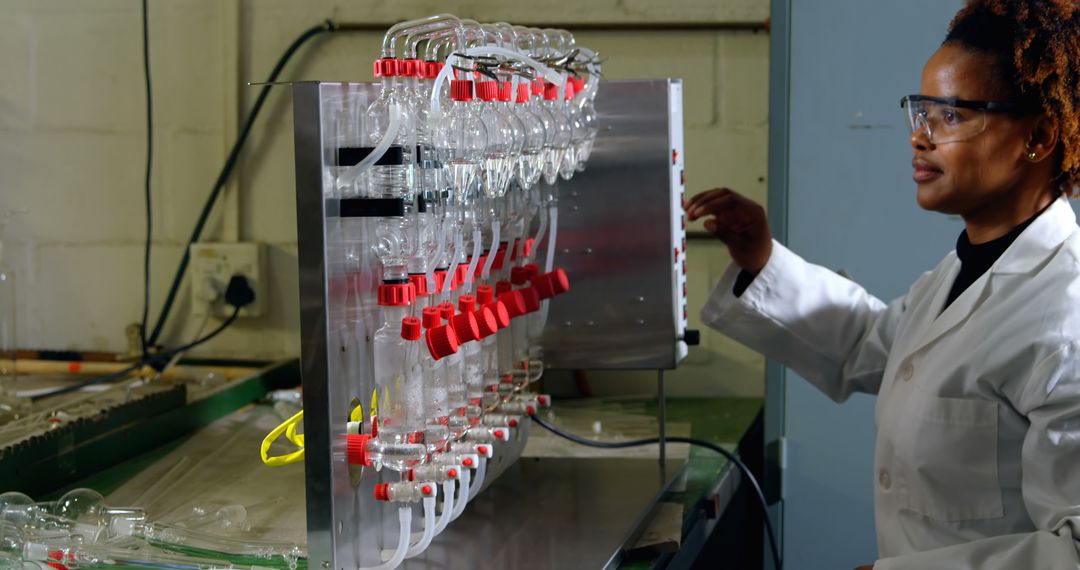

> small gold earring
[1028,151,1038,160]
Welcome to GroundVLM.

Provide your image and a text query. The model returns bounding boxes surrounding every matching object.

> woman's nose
[909,116,934,151]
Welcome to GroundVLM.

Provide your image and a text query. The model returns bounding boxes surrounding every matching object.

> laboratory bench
[2,362,764,570]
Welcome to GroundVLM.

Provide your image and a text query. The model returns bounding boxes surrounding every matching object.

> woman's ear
[1026,115,1060,162]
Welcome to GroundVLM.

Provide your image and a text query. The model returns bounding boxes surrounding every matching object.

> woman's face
[911,44,1036,215]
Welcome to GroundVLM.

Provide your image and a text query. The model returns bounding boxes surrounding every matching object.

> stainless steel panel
[540,80,686,370]
[402,457,685,570]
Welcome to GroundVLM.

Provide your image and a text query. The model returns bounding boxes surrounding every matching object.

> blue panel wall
[771,1,964,568]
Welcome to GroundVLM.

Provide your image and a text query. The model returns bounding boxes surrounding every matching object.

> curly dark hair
[946,0,1080,190]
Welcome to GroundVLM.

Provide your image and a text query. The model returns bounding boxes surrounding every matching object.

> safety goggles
[900,95,1017,144]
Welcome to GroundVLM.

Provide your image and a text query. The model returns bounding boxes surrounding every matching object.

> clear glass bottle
[371,283,426,472]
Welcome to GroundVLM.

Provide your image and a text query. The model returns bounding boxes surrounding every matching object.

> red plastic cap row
[426,324,460,360]
[486,301,511,330]
[544,82,559,101]
[523,263,540,280]
[373,58,398,78]
[476,81,499,102]
[520,286,541,313]
[451,79,474,102]
[498,289,528,318]
[398,59,420,77]
[378,283,416,307]
[510,266,529,286]
[474,305,500,338]
[533,268,570,300]
[422,307,441,329]
[451,310,481,343]
[346,433,372,467]
[409,274,431,296]
[420,60,444,79]
[476,284,495,305]
[401,317,422,340]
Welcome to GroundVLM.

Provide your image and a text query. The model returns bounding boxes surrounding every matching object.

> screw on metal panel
[571,205,580,212]
[561,248,571,254]
[570,191,579,197]
[586,321,595,327]
[638,319,647,325]
[564,321,573,327]
[321,561,329,568]
[636,296,646,303]
[583,248,593,254]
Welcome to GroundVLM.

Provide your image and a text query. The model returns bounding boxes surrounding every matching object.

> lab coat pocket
[905,396,1003,522]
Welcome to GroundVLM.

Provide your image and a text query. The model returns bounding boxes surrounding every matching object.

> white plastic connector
[374,481,437,503]
[450,441,493,459]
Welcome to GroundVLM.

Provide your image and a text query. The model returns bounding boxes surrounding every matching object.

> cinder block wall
[0,0,768,396]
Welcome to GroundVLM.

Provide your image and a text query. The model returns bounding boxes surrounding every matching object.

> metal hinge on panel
[763,436,787,505]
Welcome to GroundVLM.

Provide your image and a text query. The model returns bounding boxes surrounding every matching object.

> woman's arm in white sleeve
[700,240,915,402]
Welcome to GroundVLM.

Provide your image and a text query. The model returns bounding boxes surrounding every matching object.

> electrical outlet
[189,242,264,318]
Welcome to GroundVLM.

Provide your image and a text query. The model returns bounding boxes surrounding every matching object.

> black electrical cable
[145,20,336,348]
[530,414,783,570]
[140,0,153,358]
[31,307,242,402]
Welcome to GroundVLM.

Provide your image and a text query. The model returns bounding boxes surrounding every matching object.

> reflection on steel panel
[401,458,686,570]
[540,80,687,370]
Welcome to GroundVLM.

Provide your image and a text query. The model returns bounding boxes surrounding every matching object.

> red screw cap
[373,58,398,78]
[498,290,528,318]
[523,237,535,257]
[409,274,432,296]
[398,59,420,77]
[462,456,474,467]
[532,268,570,300]
[508,418,519,428]
[374,483,390,501]
[434,270,448,292]
[378,283,415,307]
[426,324,460,360]
[495,280,513,295]
[451,311,481,343]
[531,79,544,96]
[521,286,541,313]
[458,294,477,313]
[421,485,434,496]
[498,81,513,102]
[422,307,441,329]
[438,302,456,323]
[477,445,489,456]
[523,263,540,280]
[450,79,474,102]
[476,284,495,305]
[346,434,372,466]
[565,80,576,100]
[485,301,511,329]
[510,266,529,286]
[401,317,422,341]
[516,83,530,103]
[493,429,507,440]
[474,306,500,338]
[544,81,559,101]
[476,81,499,101]
[447,468,459,479]
[420,60,442,79]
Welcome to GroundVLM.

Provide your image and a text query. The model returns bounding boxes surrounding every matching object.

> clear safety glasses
[900,95,1016,144]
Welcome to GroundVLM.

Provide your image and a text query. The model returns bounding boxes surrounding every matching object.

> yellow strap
[350,402,364,423]
[260,410,305,467]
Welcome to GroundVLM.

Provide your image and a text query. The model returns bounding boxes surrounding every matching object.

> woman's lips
[912,158,943,183]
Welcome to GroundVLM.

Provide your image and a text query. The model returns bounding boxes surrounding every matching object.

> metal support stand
[658,369,666,470]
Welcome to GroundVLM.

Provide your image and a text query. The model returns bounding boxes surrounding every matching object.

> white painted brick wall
[1,0,769,396]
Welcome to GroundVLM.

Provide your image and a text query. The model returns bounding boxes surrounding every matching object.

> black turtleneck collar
[943,201,1053,310]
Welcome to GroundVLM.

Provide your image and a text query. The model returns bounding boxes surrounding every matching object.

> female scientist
[688,1,1080,568]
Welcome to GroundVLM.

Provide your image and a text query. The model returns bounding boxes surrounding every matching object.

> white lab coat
[701,195,1080,569]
